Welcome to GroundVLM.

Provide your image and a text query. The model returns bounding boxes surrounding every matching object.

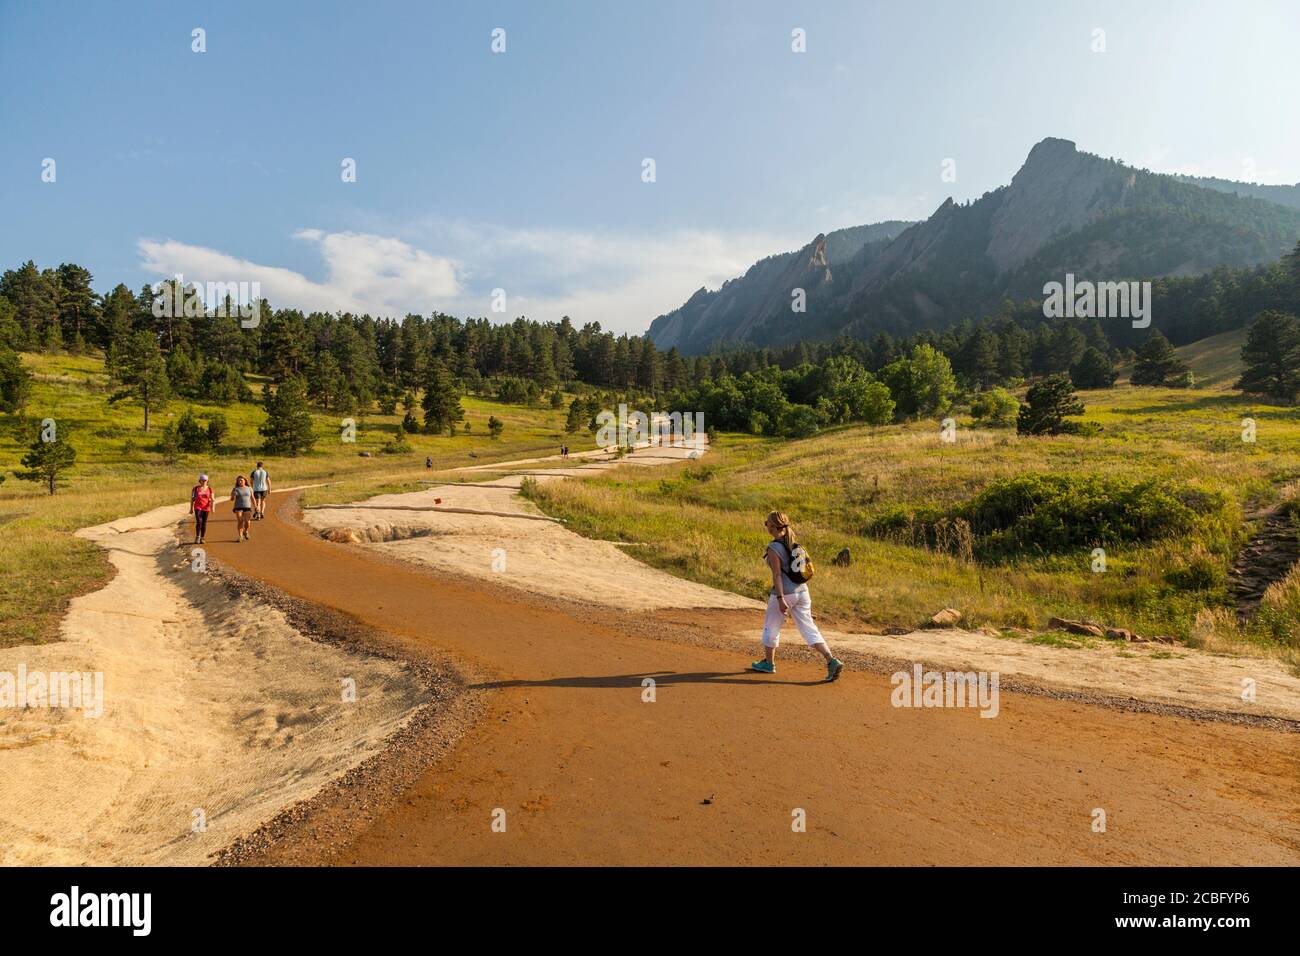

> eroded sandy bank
[0,500,432,865]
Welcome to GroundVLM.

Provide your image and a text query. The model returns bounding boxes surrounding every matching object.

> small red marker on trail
[434,498,442,505]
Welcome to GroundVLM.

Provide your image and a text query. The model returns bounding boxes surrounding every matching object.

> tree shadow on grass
[472,669,829,690]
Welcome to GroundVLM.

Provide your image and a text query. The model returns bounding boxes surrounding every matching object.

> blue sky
[3,0,1298,332]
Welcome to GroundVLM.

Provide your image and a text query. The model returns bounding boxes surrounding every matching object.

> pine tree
[1130,331,1189,387]
[1069,347,1117,389]
[56,263,99,347]
[100,284,136,353]
[0,348,32,413]
[307,352,347,411]
[1284,240,1300,303]
[17,423,76,494]
[565,397,586,433]
[108,330,170,431]
[1017,375,1085,435]
[959,328,1001,389]
[487,415,504,439]
[258,376,317,455]
[0,261,59,348]
[1236,310,1300,400]
[421,359,464,435]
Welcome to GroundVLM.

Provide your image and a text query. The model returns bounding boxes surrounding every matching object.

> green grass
[1118,327,1247,389]
[0,351,593,648]
[1175,327,1248,389]
[524,384,1300,666]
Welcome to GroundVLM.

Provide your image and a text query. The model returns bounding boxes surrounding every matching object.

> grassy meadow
[525,381,1300,668]
[0,351,594,648]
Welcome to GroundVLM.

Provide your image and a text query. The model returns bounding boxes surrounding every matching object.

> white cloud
[137,231,462,317]
[137,223,794,334]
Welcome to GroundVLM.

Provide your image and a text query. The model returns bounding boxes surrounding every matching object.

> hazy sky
[3,0,1297,332]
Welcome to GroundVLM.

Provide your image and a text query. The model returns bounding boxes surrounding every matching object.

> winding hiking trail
[202,459,1300,866]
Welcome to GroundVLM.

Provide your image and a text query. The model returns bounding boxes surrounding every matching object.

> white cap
[199,474,208,481]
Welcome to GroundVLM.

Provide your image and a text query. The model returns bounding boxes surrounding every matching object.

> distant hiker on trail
[189,474,213,544]
[250,460,271,520]
[751,511,843,682]
[231,475,254,542]
[425,456,432,469]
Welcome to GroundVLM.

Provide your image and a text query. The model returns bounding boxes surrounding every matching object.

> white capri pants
[762,587,826,648]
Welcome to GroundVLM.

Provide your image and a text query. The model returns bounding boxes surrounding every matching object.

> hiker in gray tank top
[750,510,844,682]
[231,475,255,542]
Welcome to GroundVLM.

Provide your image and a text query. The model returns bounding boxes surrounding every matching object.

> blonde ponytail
[767,510,796,548]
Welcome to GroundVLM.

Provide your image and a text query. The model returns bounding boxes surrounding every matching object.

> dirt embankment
[0,500,444,865]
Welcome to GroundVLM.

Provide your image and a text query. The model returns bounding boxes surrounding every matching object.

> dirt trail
[1231,504,1300,619]
[302,453,1300,723]
[206,492,1300,866]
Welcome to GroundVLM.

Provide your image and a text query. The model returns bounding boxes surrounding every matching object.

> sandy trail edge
[303,446,1300,725]
[0,489,438,865]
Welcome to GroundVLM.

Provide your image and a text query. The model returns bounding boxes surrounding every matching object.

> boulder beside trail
[1047,616,1105,637]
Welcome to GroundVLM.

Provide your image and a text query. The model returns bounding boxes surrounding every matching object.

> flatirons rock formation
[648,137,1300,353]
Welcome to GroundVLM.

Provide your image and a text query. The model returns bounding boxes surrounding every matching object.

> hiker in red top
[190,474,214,544]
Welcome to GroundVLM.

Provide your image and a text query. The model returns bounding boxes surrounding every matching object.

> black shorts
[253,491,267,500]
[234,507,252,513]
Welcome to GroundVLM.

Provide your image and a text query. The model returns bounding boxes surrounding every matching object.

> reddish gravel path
[205,493,1300,865]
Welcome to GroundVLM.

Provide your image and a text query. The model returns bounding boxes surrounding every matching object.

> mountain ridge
[648,138,1300,353]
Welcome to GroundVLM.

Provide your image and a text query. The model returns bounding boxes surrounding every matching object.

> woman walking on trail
[250,460,271,520]
[751,511,844,682]
[231,475,255,542]
[189,474,213,544]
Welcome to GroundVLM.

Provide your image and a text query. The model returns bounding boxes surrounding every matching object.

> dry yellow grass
[526,385,1300,669]
[0,351,592,647]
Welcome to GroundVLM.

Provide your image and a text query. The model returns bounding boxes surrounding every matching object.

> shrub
[381,432,414,454]
[175,408,209,452]
[779,403,821,438]
[970,388,1019,428]
[1162,544,1226,592]
[960,473,1224,557]
[868,473,1227,560]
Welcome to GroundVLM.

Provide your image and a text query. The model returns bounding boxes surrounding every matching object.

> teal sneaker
[826,658,844,682]
[750,660,775,674]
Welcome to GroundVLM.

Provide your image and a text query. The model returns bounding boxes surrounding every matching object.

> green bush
[779,403,821,438]
[969,388,1019,428]
[1162,549,1226,592]
[381,432,413,454]
[868,472,1227,560]
[960,473,1225,557]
